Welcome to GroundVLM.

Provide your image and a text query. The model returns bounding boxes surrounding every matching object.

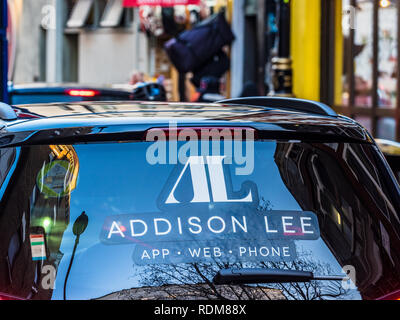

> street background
[1,0,400,140]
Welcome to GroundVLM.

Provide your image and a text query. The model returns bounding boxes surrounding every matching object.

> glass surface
[378,2,398,108]
[353,0,374,107]
[0,141,399,300]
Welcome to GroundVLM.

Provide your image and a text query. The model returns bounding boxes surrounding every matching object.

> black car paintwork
[0,101,399,300]
[1,101,372,147]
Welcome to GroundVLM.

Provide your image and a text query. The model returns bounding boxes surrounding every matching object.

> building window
[66,0,94,28]
[66,0,131,30]
[331,0,400,141]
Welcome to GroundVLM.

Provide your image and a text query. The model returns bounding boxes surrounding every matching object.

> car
[8,83,134,105]
[375,139,400,184]
[0,97,399,300]
[8,82,167,105]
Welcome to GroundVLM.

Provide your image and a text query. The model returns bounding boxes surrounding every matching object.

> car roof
[3,101,371,146]
[10,100,347,122]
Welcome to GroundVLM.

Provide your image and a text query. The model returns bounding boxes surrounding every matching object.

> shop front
[334,0,400,141]
[290,0,400,141]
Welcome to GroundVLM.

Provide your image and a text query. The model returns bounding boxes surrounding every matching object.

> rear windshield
[0,139,399,300]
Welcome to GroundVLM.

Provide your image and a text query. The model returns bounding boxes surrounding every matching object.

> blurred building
[10,0,226,100]
[231,0,400,142]
[11,0,148,85]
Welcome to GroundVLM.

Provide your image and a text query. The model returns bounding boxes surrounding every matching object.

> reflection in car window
[0,147,17,193]
[0,141,399,300]
[11,94,130,105]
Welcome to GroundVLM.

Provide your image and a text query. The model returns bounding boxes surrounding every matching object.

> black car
[376,139,400,184]
[0,97,399,300]
[8,82,167,105]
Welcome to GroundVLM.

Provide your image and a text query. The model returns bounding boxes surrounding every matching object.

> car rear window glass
[0,140,399,300]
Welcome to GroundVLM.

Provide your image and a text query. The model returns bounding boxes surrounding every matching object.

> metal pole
[230,0,245,98]
[46,0,64,83]
[278,0,290,58]
[133,7,140,71]
[0,0,9,103]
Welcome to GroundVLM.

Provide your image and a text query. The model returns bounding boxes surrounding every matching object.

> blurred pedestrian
[129,70,145,86]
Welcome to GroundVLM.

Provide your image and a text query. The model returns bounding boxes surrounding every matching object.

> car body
[0,98,399,300]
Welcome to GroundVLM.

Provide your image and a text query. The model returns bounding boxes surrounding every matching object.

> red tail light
[376,289,400,300]
[65,89,99,97]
